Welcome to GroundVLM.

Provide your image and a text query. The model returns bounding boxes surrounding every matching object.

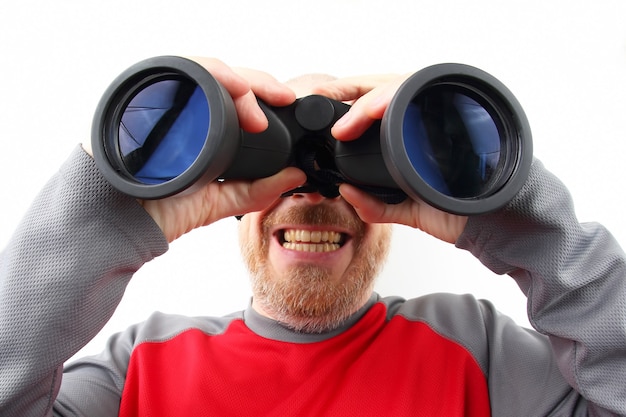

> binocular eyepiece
[92,56,532,215]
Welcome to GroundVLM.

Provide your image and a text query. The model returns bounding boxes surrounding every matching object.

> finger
[222,167,306,217]
[330,89,387,141]
[234,67,296,107]
[186,56,251,98]
[339,183,413,225]
[233,89,270,133]
[143,168,306,242]
[331,75,409,141]
[339,183,468,243]
[188,58,293,133]
[311,74,400,102]
[232,68,296,132]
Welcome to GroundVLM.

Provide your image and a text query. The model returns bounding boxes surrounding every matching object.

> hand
[339,183,467,244]
[313,74,468,244]
[311,74,410,141]
[189,57,296,133]
[125,57,306,242]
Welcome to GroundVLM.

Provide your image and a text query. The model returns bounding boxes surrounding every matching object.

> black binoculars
[91,56,532,215]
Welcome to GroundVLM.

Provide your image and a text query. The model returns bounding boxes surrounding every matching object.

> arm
[0,147,168,417]
[456,159,626,414]
[0,58,305,417]
[319,76,626,414]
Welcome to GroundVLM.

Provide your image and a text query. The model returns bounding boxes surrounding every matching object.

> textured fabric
[0,147,168,417]
[1,146,625,416]
[457,161,626,414]
[112,300,489,416]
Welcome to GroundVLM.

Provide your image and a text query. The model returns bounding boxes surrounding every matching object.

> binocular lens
[382,64,531,215]
[402,85,502,199]
[119,77,209,185]
[93,56,241,199]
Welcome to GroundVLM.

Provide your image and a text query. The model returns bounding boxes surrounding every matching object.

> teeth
[283,230,342,243]
[282,242,341,252]
[282,229,343,252]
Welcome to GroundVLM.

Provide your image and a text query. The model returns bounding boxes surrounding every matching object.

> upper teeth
[282,229,343,252]
[284,230,342,243]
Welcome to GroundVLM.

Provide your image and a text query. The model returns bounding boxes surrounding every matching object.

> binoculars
[91,56,532,215]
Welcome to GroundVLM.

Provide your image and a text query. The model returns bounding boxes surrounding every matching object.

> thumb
[225,167,307,217]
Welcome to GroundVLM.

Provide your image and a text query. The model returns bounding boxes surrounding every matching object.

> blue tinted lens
[119,78,210,184]
[402,86,501,198]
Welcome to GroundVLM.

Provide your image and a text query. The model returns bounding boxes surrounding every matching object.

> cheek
[238,215,268,272]
[238,214,265,245]
[354,225,393,267]
[237,219,251,255]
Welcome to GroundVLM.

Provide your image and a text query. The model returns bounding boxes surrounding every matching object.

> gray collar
[242,293,380,343]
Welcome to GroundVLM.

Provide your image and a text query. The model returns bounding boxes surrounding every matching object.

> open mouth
[279,229,347,252]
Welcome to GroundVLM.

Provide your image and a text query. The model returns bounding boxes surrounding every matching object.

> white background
[1,0,625,359]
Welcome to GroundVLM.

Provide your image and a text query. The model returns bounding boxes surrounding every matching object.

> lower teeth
[283,242,340,252]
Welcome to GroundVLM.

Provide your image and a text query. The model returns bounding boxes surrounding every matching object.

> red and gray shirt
[1,147,625,416]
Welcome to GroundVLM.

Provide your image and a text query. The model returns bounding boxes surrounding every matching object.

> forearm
[0,146,168,417]
[457,159,626,414]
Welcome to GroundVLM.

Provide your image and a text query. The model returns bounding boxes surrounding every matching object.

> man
[1,57,625,416]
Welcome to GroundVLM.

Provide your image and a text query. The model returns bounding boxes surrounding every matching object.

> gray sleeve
[0,146,169,417]
[456,159,626,415]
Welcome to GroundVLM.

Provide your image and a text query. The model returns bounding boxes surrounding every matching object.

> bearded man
[1,57,625,416]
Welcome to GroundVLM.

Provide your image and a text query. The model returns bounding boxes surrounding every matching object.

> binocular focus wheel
[295,96,336,131]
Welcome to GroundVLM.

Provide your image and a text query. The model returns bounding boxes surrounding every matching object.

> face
[239,193,392,333]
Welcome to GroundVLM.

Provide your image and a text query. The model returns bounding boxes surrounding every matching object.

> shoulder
[118,310,246,348]
[379,293,525,374]
[381,292,495,325]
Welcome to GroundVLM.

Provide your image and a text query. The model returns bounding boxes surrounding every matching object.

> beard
[240,204,392,333]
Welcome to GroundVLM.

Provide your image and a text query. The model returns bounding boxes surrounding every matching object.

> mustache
[262,204,366,237]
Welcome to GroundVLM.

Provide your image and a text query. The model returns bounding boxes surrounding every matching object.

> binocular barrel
[92,56,532,215]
